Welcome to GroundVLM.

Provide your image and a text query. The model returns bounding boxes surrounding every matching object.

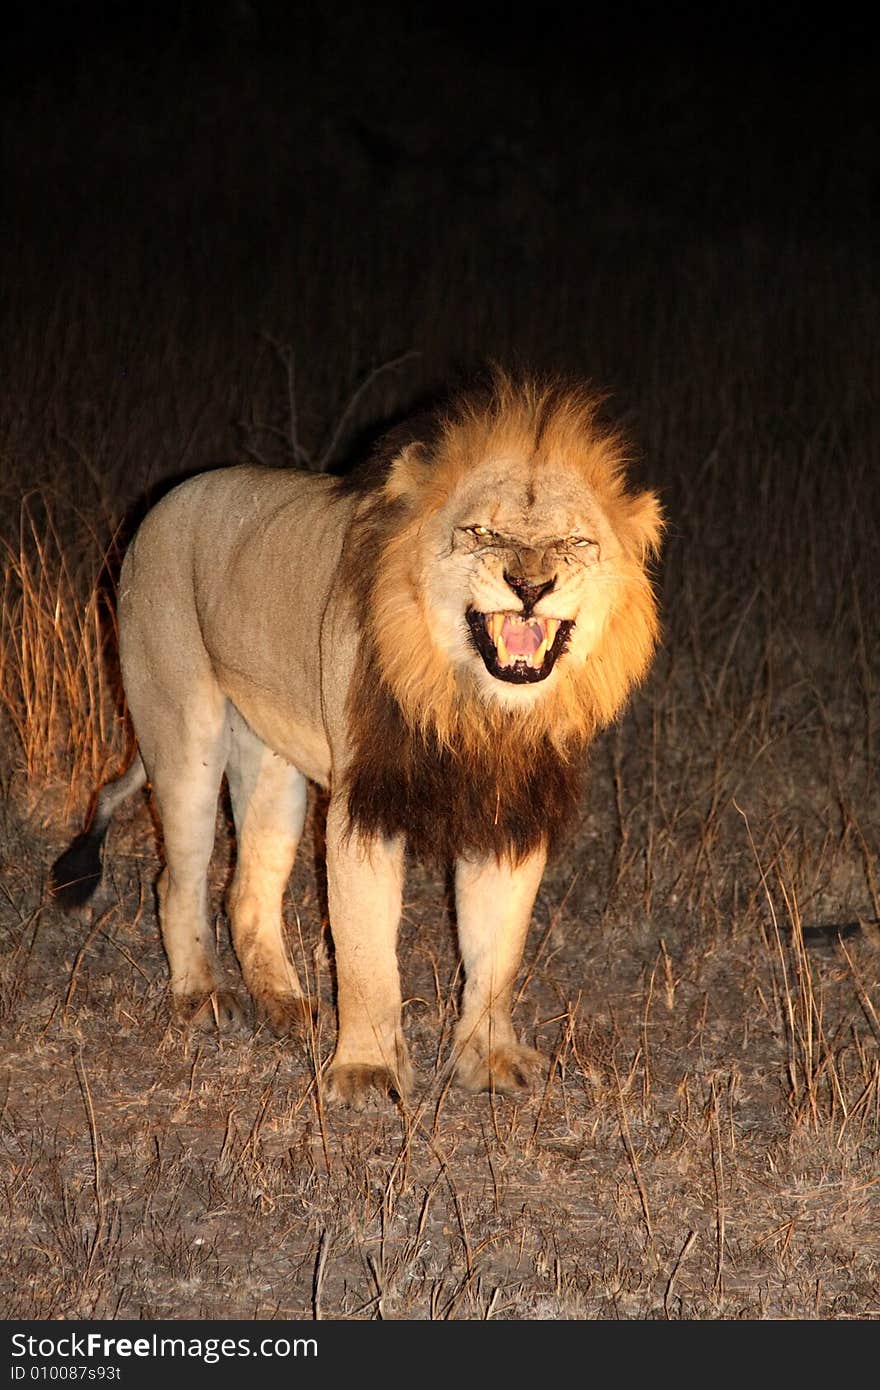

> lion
[53,372,663,1105]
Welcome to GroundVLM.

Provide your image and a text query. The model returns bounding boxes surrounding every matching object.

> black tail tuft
[51,826,108,909]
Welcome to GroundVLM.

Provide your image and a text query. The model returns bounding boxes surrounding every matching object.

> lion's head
[342,372,664,863]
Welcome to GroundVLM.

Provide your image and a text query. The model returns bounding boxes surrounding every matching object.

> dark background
[3,1,876,495]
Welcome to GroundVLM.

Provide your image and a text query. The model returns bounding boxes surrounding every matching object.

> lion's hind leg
[225,713,313,1036]
[140,702,245,1031]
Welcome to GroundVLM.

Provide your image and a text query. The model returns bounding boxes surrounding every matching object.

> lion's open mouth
[465,610,574,684]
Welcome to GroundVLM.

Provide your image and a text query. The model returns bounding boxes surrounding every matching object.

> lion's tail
[51,754,148,910]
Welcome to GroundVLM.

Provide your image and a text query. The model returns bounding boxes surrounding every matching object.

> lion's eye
[465,525,495,540]
[566,535,597,548]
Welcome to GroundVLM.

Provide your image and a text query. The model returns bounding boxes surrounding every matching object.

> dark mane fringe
[336,368,615,493]
[334,404,445,497]
[337,486,404,613]
[344,636,588,865]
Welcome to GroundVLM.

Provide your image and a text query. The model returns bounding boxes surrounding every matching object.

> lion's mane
[339,373,662,864]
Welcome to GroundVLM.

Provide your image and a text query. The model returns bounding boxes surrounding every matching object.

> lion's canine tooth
[496,629,510,665]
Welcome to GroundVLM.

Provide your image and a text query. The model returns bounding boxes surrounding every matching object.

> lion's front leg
[325,796,411,1107]
[452,846,547,1094]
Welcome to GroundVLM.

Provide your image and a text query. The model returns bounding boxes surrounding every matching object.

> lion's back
[118,465,355,773]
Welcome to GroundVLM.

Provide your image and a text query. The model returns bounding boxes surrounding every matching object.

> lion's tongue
[502,616,543,656]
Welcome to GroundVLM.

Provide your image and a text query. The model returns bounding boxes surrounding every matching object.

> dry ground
[1,21,878,1319]
[2,631,879,1320]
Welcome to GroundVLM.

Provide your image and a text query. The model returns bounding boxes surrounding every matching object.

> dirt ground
[1,13,878,1320]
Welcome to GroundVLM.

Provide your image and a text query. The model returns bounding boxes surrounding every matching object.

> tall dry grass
[0,493,126,822]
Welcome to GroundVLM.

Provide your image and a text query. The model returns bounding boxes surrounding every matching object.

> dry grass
[0,495,127,824]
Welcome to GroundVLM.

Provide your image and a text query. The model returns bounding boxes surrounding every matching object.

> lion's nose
[503,572,556,612]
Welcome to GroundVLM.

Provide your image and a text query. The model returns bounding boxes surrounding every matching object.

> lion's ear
[384,443,429,503]
[618,489,665,562]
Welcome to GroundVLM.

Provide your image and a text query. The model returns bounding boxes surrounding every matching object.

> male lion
[54,373,663,1105]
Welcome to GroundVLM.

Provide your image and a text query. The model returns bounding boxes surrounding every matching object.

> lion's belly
[220,674,332,787]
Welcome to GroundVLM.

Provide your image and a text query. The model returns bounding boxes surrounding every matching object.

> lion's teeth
[475,607,565,677]
[486,611,561,668]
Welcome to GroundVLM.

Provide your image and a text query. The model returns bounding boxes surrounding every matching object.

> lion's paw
[175,989,250,1032]
[454,1043,543,1095]
[325,1063,411,1109]
[255,992,316,1038]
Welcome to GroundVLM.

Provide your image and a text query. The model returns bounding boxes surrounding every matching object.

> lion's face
[419,458,623,708]
[362,376,663,750]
